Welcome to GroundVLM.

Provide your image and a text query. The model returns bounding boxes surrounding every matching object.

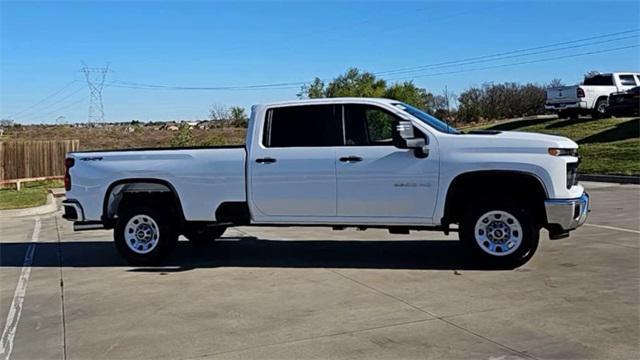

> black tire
[558,110,569,119]
[559,109,578,120]
[459,199,539,268]
[114,206,178,265]
[593,98,609,119]
[184,226,226,245]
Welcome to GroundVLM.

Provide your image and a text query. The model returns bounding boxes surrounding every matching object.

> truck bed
[66,146,247,222]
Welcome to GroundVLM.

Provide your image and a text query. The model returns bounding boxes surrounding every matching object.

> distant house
[196,120,216,129]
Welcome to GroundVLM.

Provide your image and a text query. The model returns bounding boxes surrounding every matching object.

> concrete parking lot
[0,182,638,359]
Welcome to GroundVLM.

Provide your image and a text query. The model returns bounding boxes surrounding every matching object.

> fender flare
[441,170,548,225]
[101,178,186,226]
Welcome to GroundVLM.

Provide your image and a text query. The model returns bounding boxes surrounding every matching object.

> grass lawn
[471,117,640,176]
[0,180,63,210]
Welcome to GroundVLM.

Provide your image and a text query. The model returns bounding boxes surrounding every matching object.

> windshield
[392,102,459,134]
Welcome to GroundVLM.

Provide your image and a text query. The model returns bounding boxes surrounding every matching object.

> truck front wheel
[114,206,178,265]
[459,200,539,268]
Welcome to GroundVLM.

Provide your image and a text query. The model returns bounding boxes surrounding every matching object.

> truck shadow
[0,237,519,271]
[578,118,639,144]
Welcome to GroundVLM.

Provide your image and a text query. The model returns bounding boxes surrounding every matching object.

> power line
[374,28,640,75]
[5,80,80,118]
[376,34,638,76]
[34,96,89,122]
[17,86,85,120]
[106,28,640,91]
[385,44,640,82]
[109,43,639,92]
[106,80,303,91]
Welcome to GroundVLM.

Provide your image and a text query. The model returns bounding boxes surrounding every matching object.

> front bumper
[544,192,589,236]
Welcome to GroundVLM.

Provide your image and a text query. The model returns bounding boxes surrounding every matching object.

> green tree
[298,68,440,114]
[170,123,194,147]
[229,106,248,127]
[325,68,387,98]
[298,77,325,98]
[384,82,435,112]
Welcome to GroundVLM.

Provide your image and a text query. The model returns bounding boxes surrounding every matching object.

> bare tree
[585,70,600,78]
[547,78,564,88]
[0,119,15,127]
[209,104,230,128]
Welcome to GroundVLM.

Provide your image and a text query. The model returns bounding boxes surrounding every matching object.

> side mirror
[393,120,429,158]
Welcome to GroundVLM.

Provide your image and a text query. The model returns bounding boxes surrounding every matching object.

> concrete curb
[48,188,66,198]
[578,174,640,185]
[0,194,59,218]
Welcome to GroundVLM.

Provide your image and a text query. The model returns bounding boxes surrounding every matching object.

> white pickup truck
[62,98,589,267]
[545,72,640,118]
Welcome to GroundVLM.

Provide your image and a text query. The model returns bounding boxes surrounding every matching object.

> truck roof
[254,97,399,108]
[586,72,640,77]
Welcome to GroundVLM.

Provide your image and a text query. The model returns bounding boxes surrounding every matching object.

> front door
[335,104,439,221]
[249,104,340,219]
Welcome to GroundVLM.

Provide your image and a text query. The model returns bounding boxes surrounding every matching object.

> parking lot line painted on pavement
[0,217,40,360]
[585,223,640,234]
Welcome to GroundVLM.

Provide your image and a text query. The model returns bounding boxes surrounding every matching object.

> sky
[1,0,639,124]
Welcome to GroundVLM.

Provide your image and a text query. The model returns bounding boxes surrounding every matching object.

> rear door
[335,104,439,221]
[617,74,639,91]
[249,104,340,219]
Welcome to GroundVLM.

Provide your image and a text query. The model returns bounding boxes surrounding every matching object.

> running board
[73,221,105,231]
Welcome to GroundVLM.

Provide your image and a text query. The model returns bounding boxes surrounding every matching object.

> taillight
[577,87,585,98]
[64,157,74,191]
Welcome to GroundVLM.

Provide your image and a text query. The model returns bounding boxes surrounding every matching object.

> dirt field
[2,125,246,150]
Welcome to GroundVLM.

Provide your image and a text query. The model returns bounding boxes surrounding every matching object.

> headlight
[548,148,578,157]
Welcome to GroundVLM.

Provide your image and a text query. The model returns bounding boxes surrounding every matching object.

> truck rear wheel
[114,206,178,265]
[184,226,226,245]
[459,199,539,268]
[593,98,609,119]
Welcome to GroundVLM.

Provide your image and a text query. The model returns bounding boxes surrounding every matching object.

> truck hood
[495,131,577,148]
[460,130,578,150]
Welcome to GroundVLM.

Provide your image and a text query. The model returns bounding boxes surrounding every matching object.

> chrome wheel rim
[124,215,160,254]
[597,101,607,114]
[474,210,523,256]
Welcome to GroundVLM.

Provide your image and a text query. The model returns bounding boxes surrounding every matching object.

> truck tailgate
[546,86,579,104]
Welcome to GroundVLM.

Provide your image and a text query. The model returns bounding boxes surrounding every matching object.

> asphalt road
[0,182,638,360]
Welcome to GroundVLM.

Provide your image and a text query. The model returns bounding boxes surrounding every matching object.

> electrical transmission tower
[81,63,109,123]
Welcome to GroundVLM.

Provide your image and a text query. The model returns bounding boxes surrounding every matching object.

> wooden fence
[0,140,80,181]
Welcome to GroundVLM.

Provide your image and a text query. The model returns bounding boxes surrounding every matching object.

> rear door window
[263,105,340,147]
[583,75,614,86]
[618,75,638,86]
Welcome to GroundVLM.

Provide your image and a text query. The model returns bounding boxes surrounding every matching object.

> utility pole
[81,63,109,123]
[444,85,451,120]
